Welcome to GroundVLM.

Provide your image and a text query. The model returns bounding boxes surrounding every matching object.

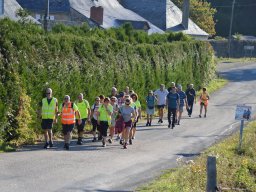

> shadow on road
[176,153,201,158]
[219,68,256,82]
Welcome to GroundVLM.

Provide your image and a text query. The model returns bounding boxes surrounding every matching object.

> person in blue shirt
[166,85,180,129]
[177,85,188,125]
[185,84,196,117]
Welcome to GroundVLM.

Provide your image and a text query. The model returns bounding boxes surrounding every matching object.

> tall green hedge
[0,19,216,145]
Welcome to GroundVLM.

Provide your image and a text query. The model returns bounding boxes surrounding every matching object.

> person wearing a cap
[166,85,180,129]
[109,96,119,143]
[199,87,210,118]
[119,98,136,149]
[97,97,113,147]
[146,90,157,126]
[75,93,91,145]
[185,84,196,117]
[59,95,81,150]
[177,85,188,125]
[154,84,169,123]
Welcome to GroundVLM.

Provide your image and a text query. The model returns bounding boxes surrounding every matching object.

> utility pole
[44,0,49,31]
[228,0,235,58]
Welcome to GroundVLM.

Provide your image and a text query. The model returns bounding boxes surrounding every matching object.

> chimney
[90,6,104,25]
[182,0,190,30]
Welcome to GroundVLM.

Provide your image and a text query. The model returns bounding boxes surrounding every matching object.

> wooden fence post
[207,156,217,192]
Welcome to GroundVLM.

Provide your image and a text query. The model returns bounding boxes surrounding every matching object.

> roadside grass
[204,78,228,94]
[138,121,256,192]
[216,57,256,64]
[0,141,16,153]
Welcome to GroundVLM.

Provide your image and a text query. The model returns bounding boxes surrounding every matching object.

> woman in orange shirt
[199,87,210,118]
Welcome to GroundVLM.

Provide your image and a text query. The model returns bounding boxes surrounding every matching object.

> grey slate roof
[120,0,208,37]
[69,0,164,34]
[17,0,70,13]
[0,0,39,23]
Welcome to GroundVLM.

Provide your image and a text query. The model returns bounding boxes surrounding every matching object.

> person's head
[125,86,129,94]
[125,98,131,106]
[119,91,124,98]
[148,90,153,96]
[177,85,182,91]
[64,95,70,104]
[124,95,131,100]
[202,87,207,92]
[94,97,100,105]
[110,96,117,104]
[160,84,165,90]
[129,90,135,95]
[103,97,110,105]
[131,93,138,101]
[111,87,117,96]
[78,93,83,102]
[46,88,52,99]
[170,82,175,89]
[171,84,176,92]
[99,95,105,103]
[189,84,194,89]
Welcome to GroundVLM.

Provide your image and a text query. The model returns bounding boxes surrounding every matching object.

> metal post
[227,0,235,58]
[207,156,217,192]
[238,119,244,150]
[44,0,49,31]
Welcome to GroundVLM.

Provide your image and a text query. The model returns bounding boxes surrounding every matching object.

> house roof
[0,0,40,23]
[166,0,208,36]
[17,0,70,13]
[69,0,163,34]
[120,0,208,37]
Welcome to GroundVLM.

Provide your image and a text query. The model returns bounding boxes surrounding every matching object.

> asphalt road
[1,62,256,192]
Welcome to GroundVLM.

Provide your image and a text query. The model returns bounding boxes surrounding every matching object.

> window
[0,0,3,16]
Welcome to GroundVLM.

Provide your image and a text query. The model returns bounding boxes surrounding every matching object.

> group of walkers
[40,83,209,150]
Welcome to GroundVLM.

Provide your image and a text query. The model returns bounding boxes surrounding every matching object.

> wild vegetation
[0,19,216,147]
[138,122,256,192]
[172,0,217,36]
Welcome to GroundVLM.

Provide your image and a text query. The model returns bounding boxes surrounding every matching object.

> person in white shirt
[154,84,169,123]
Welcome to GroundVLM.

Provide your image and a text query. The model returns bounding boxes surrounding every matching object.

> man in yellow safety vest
[40,88,58,149]
[75,93,91,145]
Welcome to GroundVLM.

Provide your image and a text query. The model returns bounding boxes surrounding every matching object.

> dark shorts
[157,105,165,109]
[62,124,75,135]
[100,121,109,137]
[76,118,87,133]
[41,119,53,130]
[124,120,132,128]
[200,102,206,106]
[91,118,100,132]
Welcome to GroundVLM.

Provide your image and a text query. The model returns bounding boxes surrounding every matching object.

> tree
[172,0,216,36]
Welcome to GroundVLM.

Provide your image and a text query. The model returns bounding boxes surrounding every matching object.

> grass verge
[0,141,16,153]
[137,121,256,192]
[216,57,256,64]
[204,78,228,94]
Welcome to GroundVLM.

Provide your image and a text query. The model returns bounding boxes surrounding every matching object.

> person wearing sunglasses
[59,95,81,150]
[39,88,58,149]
